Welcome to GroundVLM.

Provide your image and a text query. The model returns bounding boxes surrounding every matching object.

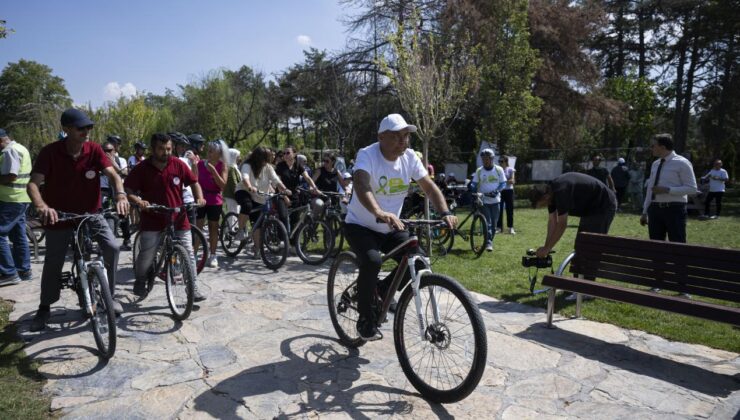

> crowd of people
[0,107,731,339]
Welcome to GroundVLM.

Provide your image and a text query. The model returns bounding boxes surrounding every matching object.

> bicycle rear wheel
[327,252,365,348]
[260,218,288,270]
[219,212,245,257]
[165,244,195,320]
[394,274,487,403]
[295,219,334,265]
[191,226,209,274]
[131,231,142,265]
[469,213,488,258]
[87,265,117,359]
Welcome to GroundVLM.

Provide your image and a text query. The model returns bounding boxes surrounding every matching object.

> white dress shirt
[642,151,698,213]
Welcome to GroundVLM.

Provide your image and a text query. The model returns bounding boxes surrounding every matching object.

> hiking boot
[0,273,20,286]
[356,317,382,341]
[30,310,50,332]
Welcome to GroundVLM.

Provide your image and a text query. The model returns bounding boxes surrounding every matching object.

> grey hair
[208,139,229,163]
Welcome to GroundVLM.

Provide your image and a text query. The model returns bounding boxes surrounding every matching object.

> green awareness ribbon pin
[376,176,389,194]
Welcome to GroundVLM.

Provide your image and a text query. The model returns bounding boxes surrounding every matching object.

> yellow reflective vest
[0,141,32,203]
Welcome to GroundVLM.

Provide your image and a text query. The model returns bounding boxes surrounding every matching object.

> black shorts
[197,205,222,222]
[234,190,262,224]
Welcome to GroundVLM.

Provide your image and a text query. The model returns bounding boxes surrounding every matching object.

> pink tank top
[198,160,224,205]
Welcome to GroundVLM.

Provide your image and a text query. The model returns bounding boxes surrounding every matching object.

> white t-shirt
[706,168,729,192]
[179,155,195,203]
[472,165,506,204]
[100,155,127,189]
[502,167,516,190]
[235,162,281,204]
[346,142,428,233]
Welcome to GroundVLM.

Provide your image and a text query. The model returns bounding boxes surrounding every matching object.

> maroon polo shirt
[124,156,197,231]
[32,140,112,229]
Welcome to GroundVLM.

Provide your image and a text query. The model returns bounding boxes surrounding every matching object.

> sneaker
[18,270,33,281]
[0,273,21,286]
[356,317,382,341]
[680,292,692,299]
[133,280,148,298]
[565,293,594,301]
[495,228,503,234]
[208,255,219,269]
[111,300,123,316]
[508,227,516,235]
[485,243,493,252]
[650,287,661,293]
[234,229,246,242]
[193,284,207,302]
[120,241,132,251]
[30,310,50,332]
[388,298,398,314]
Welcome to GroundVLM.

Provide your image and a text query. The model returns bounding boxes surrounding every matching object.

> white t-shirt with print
[179,156,195,203]
[346,142,428,233]
[472,165,506,204]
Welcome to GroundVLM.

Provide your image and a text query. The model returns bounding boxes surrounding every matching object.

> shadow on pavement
[516,323,740,397]
[192,333,452,419]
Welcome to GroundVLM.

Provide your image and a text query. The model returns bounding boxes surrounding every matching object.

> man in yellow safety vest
[0,128,33,286]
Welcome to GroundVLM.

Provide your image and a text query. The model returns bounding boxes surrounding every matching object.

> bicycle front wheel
[88,265,117,359]
[295,219,334,265]
[131,231,142,266]
[327,252,365,348]
[260,218,288,270]
[219,212,245,257]
[191,226,209,274]
[469,213,488,258]
[166,244,195,320]
[393,274,487,403]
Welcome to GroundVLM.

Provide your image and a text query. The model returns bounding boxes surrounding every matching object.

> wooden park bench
[542,232,740,328]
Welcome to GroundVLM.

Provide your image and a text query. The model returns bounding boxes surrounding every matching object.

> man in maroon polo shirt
[27,108,130,332]
[125,133,207,300]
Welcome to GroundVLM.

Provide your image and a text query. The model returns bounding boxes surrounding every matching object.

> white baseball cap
[378,114,417,134]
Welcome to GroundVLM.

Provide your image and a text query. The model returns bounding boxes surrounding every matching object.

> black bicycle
[316,190,347,257]
[327,219,488,403]
[133,217,208,275]
[56,209,118,359]
[438,192,489,257]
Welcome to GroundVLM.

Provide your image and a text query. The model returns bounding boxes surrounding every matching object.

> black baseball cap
[0,128,7,137]
[60,108,94,128]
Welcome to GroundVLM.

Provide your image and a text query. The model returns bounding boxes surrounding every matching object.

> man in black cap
[26,108,130,331]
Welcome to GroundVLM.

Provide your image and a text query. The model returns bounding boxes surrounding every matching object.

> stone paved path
[2,246,739,419]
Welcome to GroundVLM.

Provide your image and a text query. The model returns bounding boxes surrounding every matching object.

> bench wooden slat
[542,275,740,326]
[574,260,740,298]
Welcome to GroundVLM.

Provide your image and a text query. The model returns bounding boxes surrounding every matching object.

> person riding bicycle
[469,148,506,252]
[344,113,457,341]
[124,133,208,300]
[101,135,133,250]
[27,108,130,331]
[233,146,291,257]
[171,132,198,224]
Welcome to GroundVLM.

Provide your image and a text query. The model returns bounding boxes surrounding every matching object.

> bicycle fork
[407,255,436,340]
[77,260,106,316]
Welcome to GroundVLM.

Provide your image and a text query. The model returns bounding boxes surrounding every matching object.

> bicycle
[56,209,118,359]
[439,192,490,257]
[132,212,208,275]
[133,204,197,320]
[327,219,488,403]
[316,191,347,257]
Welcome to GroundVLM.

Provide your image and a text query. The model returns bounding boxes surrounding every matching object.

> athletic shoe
[193,284,207,302]
[120,241,132,251]
[356,317,382,341]
[508,227,516,235]
[208,255,219,269]
[680,293,692,299]
[18,270,33,281]
[0,273,21,286]
[133,281,148,298]
[485,243,493,252]
[30,310,50,332]
[495,228,503,234]
[111,300,124,316]
[234,229,246,242]
[565,293,594,301]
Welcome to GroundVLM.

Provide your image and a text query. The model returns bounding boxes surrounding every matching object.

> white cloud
[296,35,312,47]
[103,82,137,101]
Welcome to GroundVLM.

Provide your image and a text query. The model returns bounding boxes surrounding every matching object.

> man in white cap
[470,148,506,251]
[344,113,457,341]
[610,157,630,210]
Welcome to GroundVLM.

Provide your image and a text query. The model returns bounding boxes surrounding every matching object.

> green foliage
[91,95,172,156]
[0,19,13,39]
[602,75,657,149]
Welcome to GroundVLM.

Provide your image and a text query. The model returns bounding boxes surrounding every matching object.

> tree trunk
[673,29,688,150]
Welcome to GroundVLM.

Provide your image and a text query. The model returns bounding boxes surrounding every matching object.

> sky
[2,0,355,107]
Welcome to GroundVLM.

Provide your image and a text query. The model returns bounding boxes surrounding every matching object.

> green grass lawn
[0,300,51,419]
[431,205,740,353]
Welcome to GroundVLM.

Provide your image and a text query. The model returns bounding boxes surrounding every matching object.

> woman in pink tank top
[196,140,228,269]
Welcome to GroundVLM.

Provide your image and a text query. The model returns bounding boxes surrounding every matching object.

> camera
[521,249,552,269]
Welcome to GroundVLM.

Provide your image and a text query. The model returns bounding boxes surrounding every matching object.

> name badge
[85,170,96,179]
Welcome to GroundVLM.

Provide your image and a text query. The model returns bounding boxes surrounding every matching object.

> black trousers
[648,203,687,243]
[344,223,420,322]
[704,192,723,217]
[497,189,514,229]
[615,187,627,208]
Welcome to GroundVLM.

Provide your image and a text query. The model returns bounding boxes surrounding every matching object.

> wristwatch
[440,210,453,218]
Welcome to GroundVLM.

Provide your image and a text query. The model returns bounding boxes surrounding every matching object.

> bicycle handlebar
[144,203,197,213]
[56,208,117,221]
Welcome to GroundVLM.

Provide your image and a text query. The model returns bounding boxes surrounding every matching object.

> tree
[0,60,72,156]
[1,19,13,39]
[92,95,172,156]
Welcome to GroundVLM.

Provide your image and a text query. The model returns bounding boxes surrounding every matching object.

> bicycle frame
[452,194,484,240]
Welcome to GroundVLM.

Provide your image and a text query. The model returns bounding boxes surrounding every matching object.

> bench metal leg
[576,293,582,318]
[546,288,555,328]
